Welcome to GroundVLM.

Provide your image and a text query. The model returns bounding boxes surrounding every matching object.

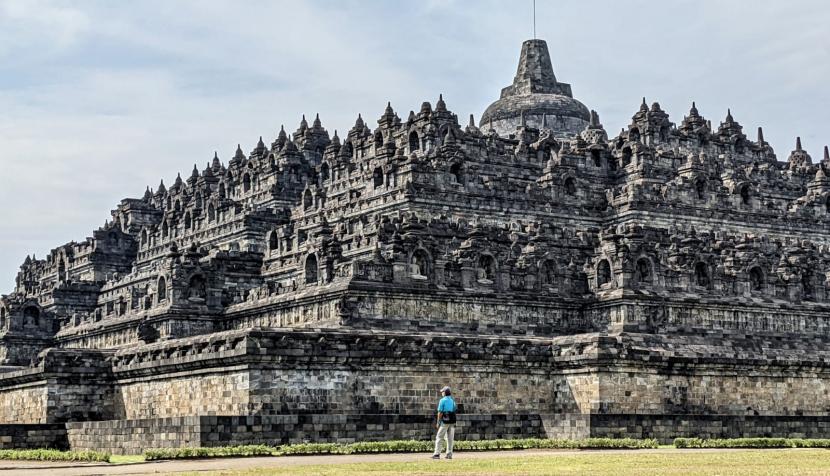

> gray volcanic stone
[0,37,829,451]
[480,39,590,137]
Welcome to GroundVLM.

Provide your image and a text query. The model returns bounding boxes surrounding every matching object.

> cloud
[0,1,90,57]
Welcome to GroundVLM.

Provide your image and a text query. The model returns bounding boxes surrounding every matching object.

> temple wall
[67,414,547,455]
[117,371,250,420]
[248,367,557,416]
[596,369,830,416]
[2,327,830,450]
[348,292,594,335]
[0,383,47,424]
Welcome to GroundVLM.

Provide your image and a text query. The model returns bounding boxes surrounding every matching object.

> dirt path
[0,448,801,475]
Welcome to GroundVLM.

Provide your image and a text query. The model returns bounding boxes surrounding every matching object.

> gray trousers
[433,423,455,455]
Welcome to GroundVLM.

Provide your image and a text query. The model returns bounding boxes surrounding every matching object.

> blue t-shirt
[437,396,456,413]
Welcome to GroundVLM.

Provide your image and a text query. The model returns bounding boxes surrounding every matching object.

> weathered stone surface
[1,38,829,450]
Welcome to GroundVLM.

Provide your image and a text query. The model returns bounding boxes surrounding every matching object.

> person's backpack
[440,399,457,424]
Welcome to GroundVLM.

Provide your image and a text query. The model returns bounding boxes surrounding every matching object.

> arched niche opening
[629,127,640,143]
[242,174,252,193]
[188,275,206,300]
[564,177,576,196]
[409,131,420,152]
[157,276,167,302]
[303,189,314,210]
[802,270,814,300]
[58,258,67,282]
[373,167,384,188]
[410,249,430,279]
[450,163,463,185]
[305,254,319,285]
[591,149,601,167]
[694,262,710,288]
[269,231,279,252]
[622,147,632,167]
[539,260,556,287]
[477,254,496,282]
[597,259,612,287]
[320,162,330,182]
[23,306,39,328]
[635,257,652,285]
[749,266,764,291]
[695,179,706,200]
[740,184,751,205]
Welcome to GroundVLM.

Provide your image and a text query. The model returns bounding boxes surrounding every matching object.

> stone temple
[1,39,830,453]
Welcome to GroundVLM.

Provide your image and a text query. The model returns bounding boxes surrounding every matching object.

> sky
[0,0,828,292]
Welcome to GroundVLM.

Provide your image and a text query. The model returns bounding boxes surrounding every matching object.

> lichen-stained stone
[1,38,830,449]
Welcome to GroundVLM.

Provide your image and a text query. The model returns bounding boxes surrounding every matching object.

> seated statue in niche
[476,263,494,285]
[187,276,207,302]
[410,252,428,281]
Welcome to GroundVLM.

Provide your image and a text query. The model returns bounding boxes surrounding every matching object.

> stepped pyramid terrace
[1,39,830,453]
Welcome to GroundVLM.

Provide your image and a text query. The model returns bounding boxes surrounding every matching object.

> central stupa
[481,39,590,137]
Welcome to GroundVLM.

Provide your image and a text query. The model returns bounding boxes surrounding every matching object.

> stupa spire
[505,39,563,96]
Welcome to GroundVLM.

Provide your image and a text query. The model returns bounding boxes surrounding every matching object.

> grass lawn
[210,449,830,476]
[109,454,146,464]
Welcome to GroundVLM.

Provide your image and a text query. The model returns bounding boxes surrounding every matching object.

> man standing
[432,385,457,459]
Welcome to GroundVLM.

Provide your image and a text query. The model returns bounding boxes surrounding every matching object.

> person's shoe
[446,454,453,460]
[431,454,440,459]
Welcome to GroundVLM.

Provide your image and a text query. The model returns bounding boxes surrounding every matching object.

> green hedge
[143,445,275,461]
[275,438,658,456]
[0,449,110,462]
[674,438,830,448]
[142,438,658,460]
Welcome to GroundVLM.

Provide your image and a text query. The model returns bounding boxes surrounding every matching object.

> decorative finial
[796,137,803,151]
[825,145,829,161]
[757,127,764,145]
[589,109,601,127]
[726,109,733,122]
[436,94,447,112]
[468,114,476,128]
